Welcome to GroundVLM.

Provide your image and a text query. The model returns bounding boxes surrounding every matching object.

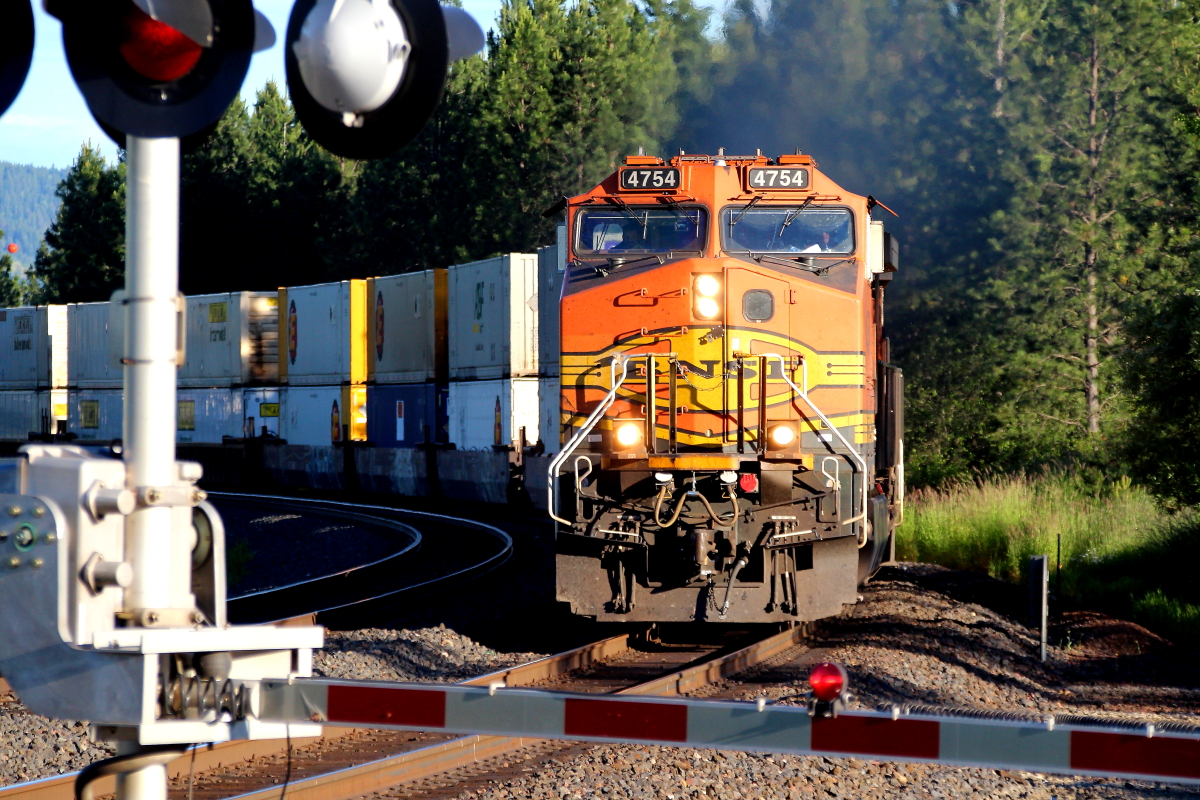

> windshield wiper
[657,196,702,227]
[777,197,814,235]
[729,196,762,227]
[604,196,649,237]
[755,254,856,275]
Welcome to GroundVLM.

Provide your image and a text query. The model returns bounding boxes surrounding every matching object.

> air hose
[719,553,749,619]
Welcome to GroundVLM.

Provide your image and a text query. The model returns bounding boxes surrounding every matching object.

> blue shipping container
[367,384,448,446]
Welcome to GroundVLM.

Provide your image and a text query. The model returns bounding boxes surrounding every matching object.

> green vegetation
[0,161,68,277]
[901,474,1200,647]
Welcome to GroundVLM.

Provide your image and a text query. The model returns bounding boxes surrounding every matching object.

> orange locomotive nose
[551,149,902,624]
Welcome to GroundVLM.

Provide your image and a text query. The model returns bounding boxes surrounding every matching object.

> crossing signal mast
[0,2,481,800]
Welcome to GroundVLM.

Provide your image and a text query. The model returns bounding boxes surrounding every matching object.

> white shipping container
[0,391,41,439]
[0,307,41,389]
[446,378,540,451]
[244,387,281,438]
[176,388,244,443]
[68,302,121,389]
[280,385,367,446]
[536,226,566,377]
[68,389,123,441]
[179,292,279,387]
[448,254,539,381]
[279,281,367,386]
[368,270,445,384]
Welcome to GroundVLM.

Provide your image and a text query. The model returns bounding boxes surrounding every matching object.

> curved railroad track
[214,493,514,625]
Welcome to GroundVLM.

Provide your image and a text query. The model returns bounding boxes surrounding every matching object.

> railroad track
[214,493,513,625]
[0,624,819,800]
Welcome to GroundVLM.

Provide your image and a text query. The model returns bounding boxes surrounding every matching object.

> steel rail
[214,625,808,800]
[0,635,636,800]
[212,493,514,623]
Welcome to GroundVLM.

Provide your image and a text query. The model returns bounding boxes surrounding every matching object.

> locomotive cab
[549,151,903,623]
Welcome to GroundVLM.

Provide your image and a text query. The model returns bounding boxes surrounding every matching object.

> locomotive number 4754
[620,167,680,190]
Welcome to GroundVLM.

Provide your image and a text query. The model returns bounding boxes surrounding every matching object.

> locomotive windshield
[720,206,854,254]
[575,206,707,255]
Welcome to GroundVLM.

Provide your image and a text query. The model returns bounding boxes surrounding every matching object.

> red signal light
[119,5,202,83]
[808,662,847,702]
[738,473,758,493]
[5,244,16,254]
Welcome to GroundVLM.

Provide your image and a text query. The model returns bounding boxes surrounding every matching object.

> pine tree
[30,144,126,303]
[984,0,1183,453]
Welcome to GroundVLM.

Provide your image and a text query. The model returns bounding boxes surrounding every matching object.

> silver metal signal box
[0,445,322,745]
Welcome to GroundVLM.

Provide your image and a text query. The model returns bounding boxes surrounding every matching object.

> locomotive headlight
[615,423,642,447]
[769,424,795,447]
[695,297,720,319]
[695,274,721,298]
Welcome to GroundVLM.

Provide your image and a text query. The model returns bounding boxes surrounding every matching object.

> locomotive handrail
[548,352,869,543]
[547,355,634,525]
[757,353,869,539]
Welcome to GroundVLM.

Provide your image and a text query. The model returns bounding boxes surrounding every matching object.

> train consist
[0,148,902,625]
[0,248,565,454]
[548,151,903,623]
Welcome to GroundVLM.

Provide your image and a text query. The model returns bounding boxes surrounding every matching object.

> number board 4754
[747,167,810,190]
[619,167,681,191]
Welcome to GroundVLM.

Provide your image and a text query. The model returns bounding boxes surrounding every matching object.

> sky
[0,0,512,169]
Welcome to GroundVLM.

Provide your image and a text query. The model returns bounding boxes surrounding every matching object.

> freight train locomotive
[549,150,903,623]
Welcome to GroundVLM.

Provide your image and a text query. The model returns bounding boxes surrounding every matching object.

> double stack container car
[277,280,368,446]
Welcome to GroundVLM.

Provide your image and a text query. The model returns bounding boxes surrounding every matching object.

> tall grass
[898,473,1200,647]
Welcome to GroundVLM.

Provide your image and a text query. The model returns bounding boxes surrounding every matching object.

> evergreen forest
[19,0,1200,512]
[0,161,68,289]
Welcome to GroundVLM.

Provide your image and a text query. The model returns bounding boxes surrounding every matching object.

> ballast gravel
[314,624,545,683]
[0,624,543,788]
[0,700,115,787]
[425,564,1200,800]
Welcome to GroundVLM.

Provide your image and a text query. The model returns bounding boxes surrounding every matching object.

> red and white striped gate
[257,677,1200,785]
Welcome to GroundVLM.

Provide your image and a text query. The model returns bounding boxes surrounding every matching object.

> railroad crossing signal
[0,0,35,117]
[0,0,481,155]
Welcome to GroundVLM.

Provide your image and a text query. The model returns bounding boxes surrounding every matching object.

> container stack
[66,301,122,441]
[366,269,448,447]
[0,305,66,439]
[446,253,544,451]
[278,280,368,446]
[179,292,279,443]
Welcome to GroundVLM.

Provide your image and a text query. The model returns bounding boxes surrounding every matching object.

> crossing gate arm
[257,678,1200,785]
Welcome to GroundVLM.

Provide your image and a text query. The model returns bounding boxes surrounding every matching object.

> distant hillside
[0,161,68,271]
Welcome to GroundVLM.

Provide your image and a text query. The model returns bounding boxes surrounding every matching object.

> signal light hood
[0,0,35,118]
[56,0,257,142]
